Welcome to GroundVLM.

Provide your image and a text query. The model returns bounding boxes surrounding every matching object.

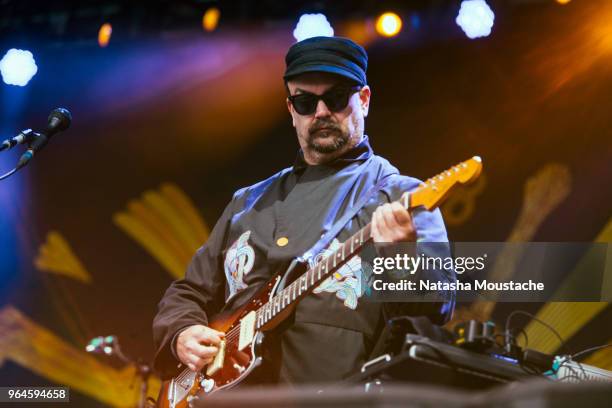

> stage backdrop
[0,1,611,406]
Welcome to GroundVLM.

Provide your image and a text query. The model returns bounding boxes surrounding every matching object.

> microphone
[16,108,72,169]
[0,129,37,152]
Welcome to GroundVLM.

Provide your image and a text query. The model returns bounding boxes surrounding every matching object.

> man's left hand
[371,202,416,243]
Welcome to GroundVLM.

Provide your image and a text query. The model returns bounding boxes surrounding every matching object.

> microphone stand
[0,168,18,182]
[86,336,153,408]
[0,130,41,182]
[1,108,72,182]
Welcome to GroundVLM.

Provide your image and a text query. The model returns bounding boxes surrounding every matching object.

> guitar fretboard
[254,223,373,330]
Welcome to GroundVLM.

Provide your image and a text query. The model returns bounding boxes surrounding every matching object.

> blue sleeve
[381,175,456,324]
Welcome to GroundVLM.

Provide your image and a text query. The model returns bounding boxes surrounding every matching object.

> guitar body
[156,332,264,408]
[156,271,286,408]
[155,156,483,408]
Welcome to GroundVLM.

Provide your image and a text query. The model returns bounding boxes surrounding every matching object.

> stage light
[0,48,38,86]
[293,13,334,42]
[98,23,112,47]
[456,0,495,39]
[375,12,403,38]
[556,0,571,4]
[203,7,220,32]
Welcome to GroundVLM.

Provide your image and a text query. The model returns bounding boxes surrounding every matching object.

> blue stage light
[0,49,38,86]
[456,0,495,39]
[293,13,334,42]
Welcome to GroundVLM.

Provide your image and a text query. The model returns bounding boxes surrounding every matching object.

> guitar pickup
[205,339,226,376]
[238,311,256,351]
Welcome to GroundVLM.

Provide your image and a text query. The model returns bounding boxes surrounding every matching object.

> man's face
[286,72,371,165]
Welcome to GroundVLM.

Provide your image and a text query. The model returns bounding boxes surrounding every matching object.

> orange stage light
[375,12,403,37]
[203,7,221,32]
[98,23,112,48]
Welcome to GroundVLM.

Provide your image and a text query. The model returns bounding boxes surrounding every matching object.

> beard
[306,119,350,154]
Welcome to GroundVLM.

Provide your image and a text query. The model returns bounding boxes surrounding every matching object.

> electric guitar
[157,156,483,407]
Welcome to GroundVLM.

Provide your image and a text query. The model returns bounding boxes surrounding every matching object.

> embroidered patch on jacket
[224,230,255,297]
[312,239,363,310]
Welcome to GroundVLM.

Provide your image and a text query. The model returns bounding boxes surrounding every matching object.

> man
[153,36,454,383]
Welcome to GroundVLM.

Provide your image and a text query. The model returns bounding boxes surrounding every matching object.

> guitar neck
[253,193,410,331]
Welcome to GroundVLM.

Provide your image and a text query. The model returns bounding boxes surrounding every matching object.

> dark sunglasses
[288,86,362,115]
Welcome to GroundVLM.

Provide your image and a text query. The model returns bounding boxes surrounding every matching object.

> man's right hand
[176,325,225,372]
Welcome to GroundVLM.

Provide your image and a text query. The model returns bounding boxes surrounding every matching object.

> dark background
[0,0,610,406]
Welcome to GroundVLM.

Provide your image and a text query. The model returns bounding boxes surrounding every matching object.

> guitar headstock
[403,156,483,210]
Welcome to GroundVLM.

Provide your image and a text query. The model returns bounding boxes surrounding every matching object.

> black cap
[284,36,368,86]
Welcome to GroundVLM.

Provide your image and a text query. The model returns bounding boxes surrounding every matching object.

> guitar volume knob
[200,378,215,393]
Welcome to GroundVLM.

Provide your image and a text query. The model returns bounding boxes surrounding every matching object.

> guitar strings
[197,217,372,370]
[223,227,373,345]
[221,229,370,345]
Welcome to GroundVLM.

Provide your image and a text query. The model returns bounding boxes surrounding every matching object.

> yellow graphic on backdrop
[441,173,486,226]
[34,231,92,283]
[113,182,210,278]
[0,305,160,407]
[520,218,611,354]
[447,163,572,327]
[585,336,612,370]
[17,182,212,405]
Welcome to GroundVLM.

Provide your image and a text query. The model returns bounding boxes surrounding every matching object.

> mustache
[309,120,342,135]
